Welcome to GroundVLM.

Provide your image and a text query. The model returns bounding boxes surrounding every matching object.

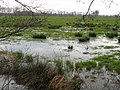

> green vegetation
[88,32,97,37]
[1,15,120,89]
[32,33,47,39]
[78,36,90,42]
[75,61,97,71]
[0,16,120,40]
[104,46,119,49]
[0,51,84,90]
[74,32,82,37]
[105,32,118,38]
[92,52,120,74]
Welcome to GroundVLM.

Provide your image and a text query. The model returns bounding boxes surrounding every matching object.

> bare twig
[0,0,47,39]
[83,0,95,23]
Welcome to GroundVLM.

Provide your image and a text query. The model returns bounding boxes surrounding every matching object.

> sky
[1,0,120,15]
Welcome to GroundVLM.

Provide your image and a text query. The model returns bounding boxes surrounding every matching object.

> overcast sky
[1,0,120,15]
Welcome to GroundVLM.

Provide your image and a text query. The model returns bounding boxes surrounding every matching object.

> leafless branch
[0,0,47,39]
[83,0,95,23]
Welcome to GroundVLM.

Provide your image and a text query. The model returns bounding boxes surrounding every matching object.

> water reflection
[0,37,120,61]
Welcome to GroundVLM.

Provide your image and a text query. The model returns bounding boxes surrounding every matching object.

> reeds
[0,51,84,90]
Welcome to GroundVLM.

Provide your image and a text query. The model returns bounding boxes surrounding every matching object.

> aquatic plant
[0,51,84,90]
[92,54,120,74]
[105,32,118,38]
[75,61,97,71]
[32,33,47,39]
[74,32,82,37]
[89,32,97,37]
[48,24,62,29]
[112,27,118,31]
[89,28,94,30]
[78,36,90,42]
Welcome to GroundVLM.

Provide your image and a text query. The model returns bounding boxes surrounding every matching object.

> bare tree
[79,0,117,23]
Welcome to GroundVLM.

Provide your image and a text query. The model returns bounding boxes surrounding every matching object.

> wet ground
[0,36,120,61]
[0,36,120,90]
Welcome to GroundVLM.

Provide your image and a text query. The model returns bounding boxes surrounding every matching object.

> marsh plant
[89,32,97,37]
[32,33,47,39]
[105,32,118,38]
[0,51,84,90]
[74,32,82,37]
[78,36,90,42]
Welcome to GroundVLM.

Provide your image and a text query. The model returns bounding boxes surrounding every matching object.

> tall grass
[0,51,84,90]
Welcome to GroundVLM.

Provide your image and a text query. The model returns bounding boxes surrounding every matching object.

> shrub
[48,25,62,29]
[105,32,118,38]
[112,28,118,31]
[74,32,82,37]
[14,33,23,36]
[89,32,97,37]
[89,28,93,30]
[25,55,33,63]
[78,36,90,42]
[32,33,46,39]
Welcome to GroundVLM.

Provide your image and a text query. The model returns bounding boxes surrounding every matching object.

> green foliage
[74,32,82,37]
[89,32,97,37]
[66,60,74,70]
[105,32,118,38]
[75,61,97,71]
[54,60,64,75]
[104,46,119,49]
[112,27,118,30]
[25,55,33,63]
[32,33,47,39]
[48,24,62,29]
[78,36,90,42]
[92,53,120,74]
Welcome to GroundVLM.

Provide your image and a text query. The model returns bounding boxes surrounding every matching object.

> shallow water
[0,36,120,61]
[0,36,120,89]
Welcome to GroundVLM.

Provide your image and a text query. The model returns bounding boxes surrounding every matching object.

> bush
[105,32,118,38]
[48,25,62,29]
[89,28,94,30]
[78,36,90,42]
[32,33,47,39]
[74,32,82,37]
[112,28,118,31]
[89,32,97,37]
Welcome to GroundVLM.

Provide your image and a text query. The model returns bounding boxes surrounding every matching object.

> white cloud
[0,0,120,15]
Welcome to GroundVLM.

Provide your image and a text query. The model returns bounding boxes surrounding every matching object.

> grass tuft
[32,33,47,39]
